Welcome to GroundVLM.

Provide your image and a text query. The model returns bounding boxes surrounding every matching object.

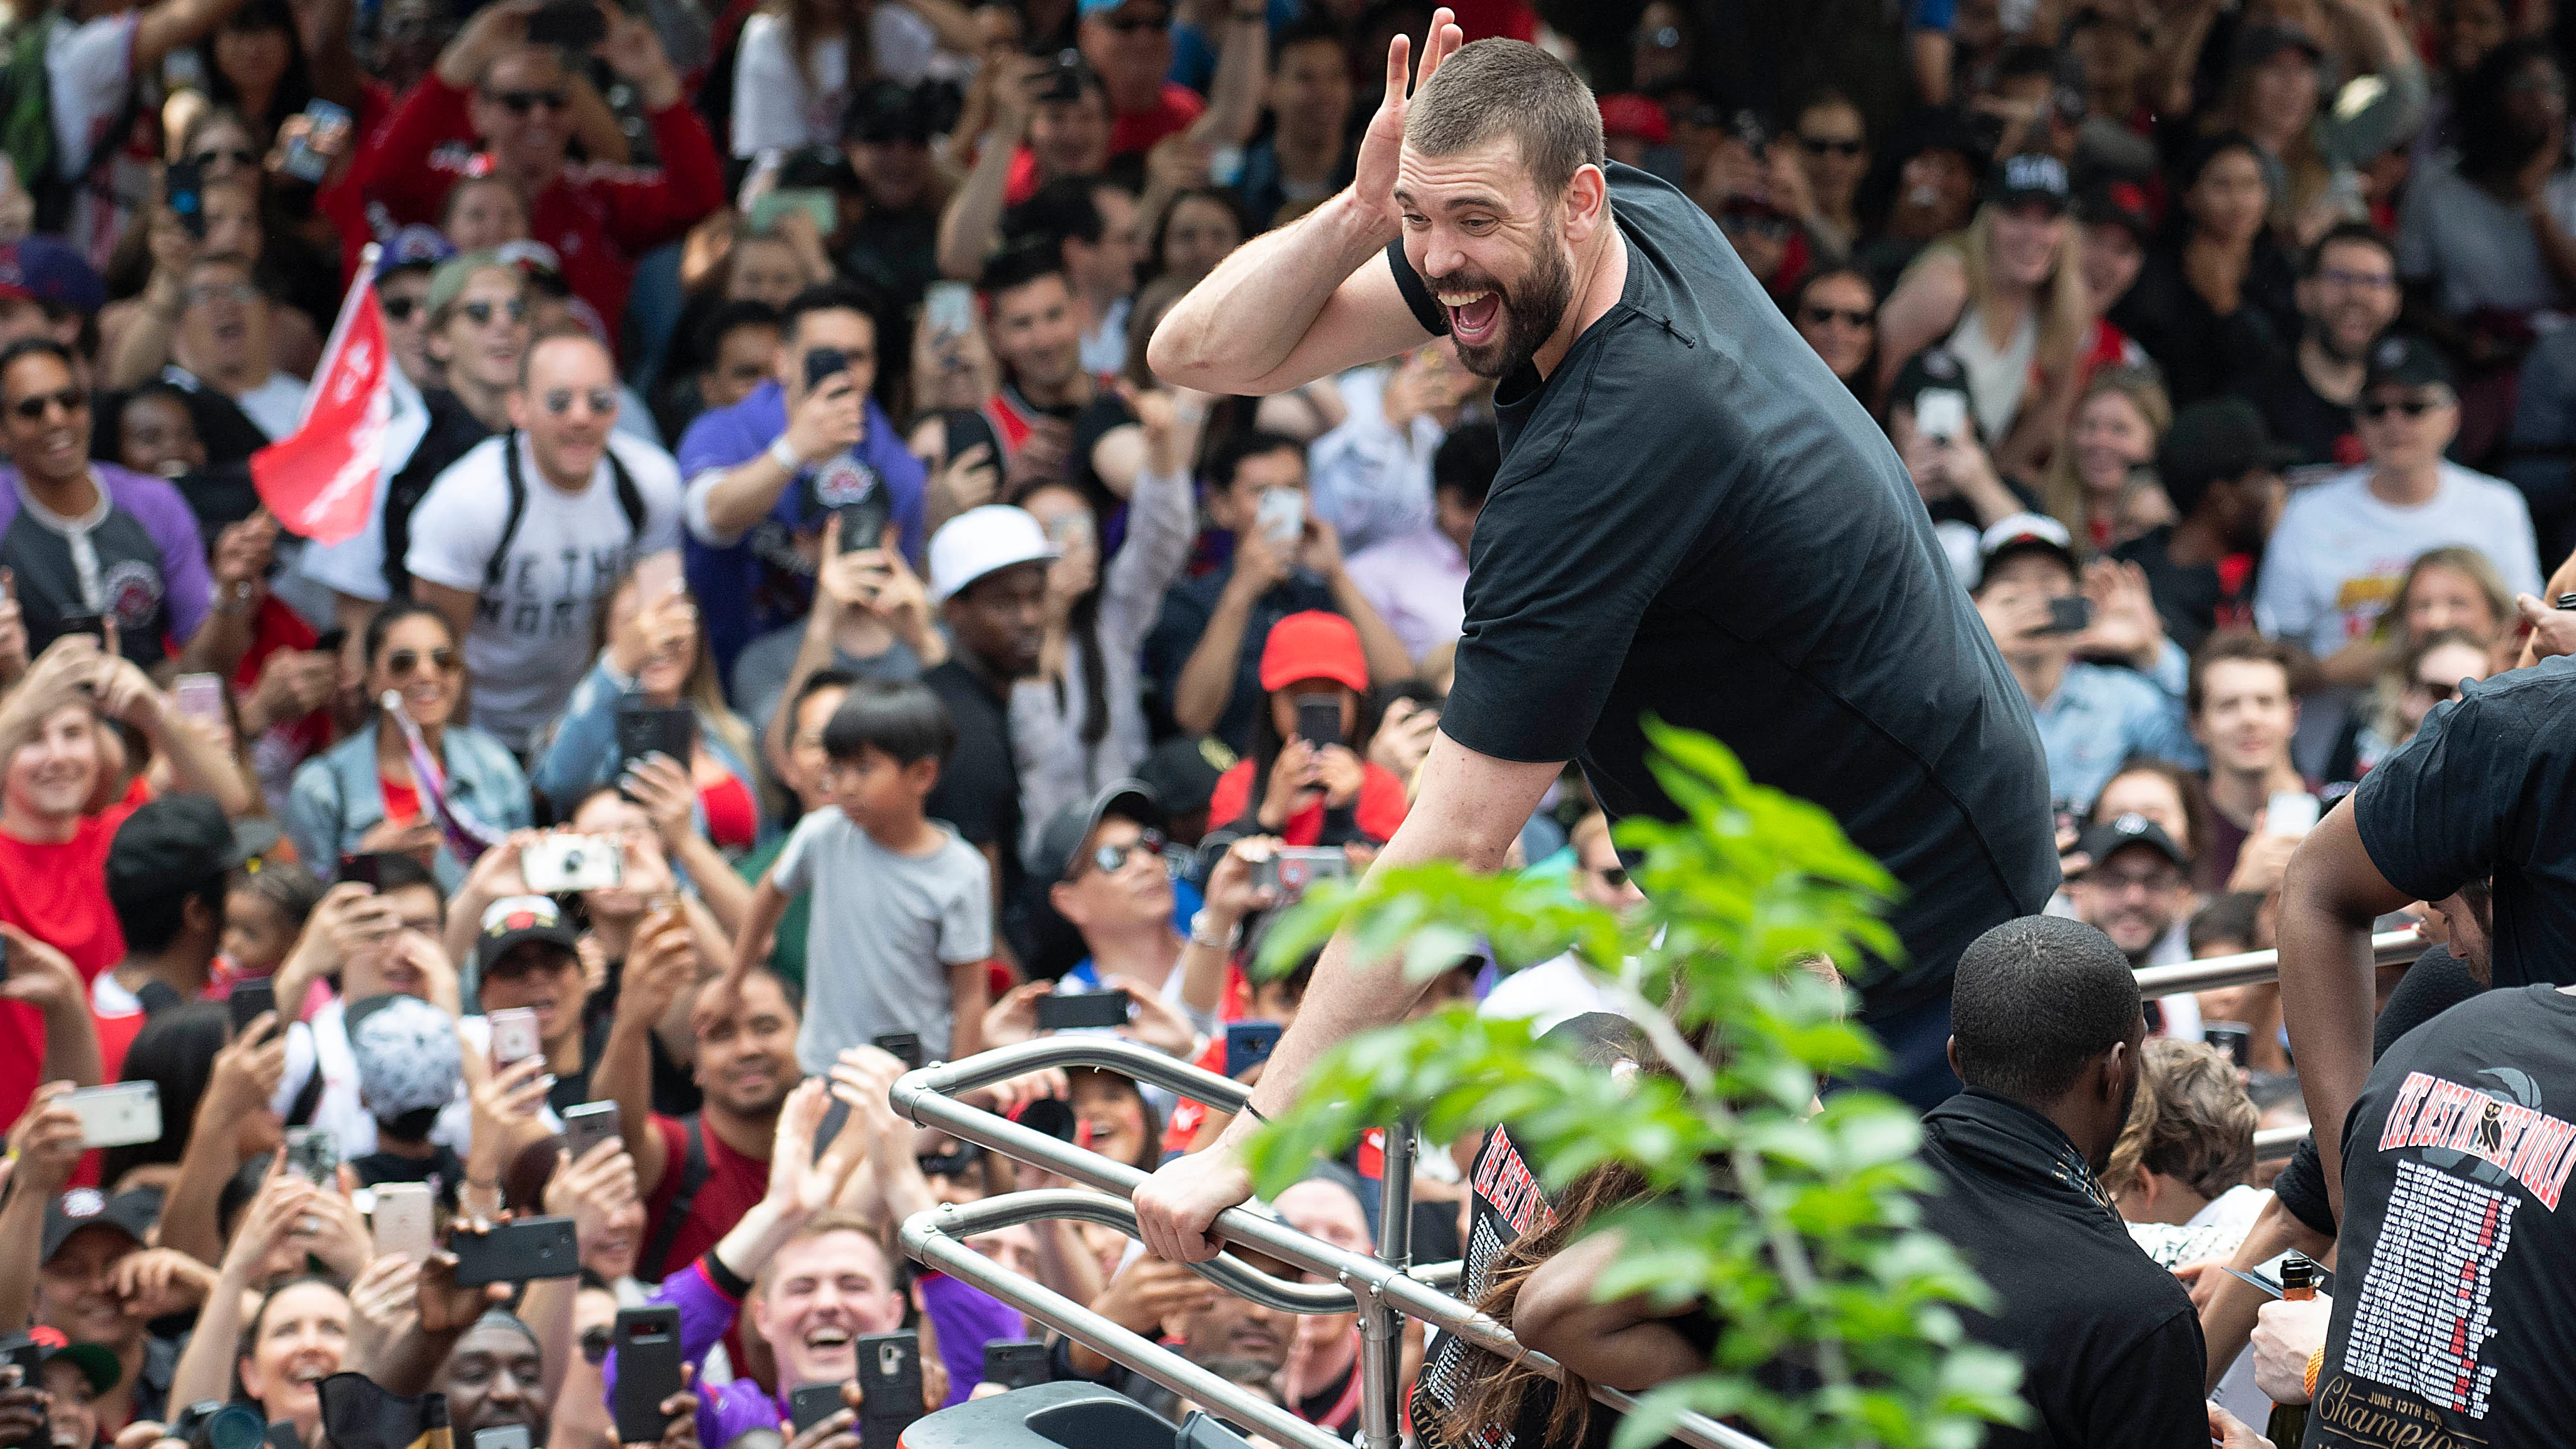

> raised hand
[1352,7,1464,224]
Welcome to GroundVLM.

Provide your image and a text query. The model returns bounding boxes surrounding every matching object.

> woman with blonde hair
[2314,542,2515,689]
[1875,155,2093,485]
[2040,366,2174,554]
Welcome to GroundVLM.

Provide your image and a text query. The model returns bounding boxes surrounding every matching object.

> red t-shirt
[0,802,140,1126]
[1109,83,1204,158]
[1206,760,1409,844]
[641,1111,772,1281]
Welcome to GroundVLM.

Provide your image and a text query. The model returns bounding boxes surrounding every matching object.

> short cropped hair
[778,282,882,348]
[2100,1038,2256,1202]
[1432,421,1500,509]
[753,1206,894,1295]
[2187,891,2263,956]
[2186,630,2297,718]
[1005,174,1113,249]
[1208,429,1305,497]
[822,678,957,768]
[1950,915,2141,1102]
[1404,39,1605,204]
[2304,220,2394,279]
[979,236,1067,300]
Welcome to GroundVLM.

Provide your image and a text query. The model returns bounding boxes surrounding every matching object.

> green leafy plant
[1243,722,2027,1449]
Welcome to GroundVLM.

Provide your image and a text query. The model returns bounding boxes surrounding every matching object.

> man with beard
[2232,223,2401,472]
[1139,19,2054,1264]
[432,1313,551,1448]
[922,506,1055,963]
[975,243,1097,488]
[1917,914,2210,1447]
[2067,813,2202,1039]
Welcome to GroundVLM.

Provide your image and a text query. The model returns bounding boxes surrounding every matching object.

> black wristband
[703,1247,753,1301]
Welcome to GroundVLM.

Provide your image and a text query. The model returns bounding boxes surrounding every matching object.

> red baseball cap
[1259,611,1370,694]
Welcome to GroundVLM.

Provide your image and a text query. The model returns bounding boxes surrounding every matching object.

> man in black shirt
[2280,657,2576,1217]
[1137,21,2054,1264]
[2113,398,2290,654]
[921,504,1055,963]
[1922,914,2210,1448]
[2228,222,2398,477]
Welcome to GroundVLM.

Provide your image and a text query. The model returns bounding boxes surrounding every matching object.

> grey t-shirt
[770,807,990,1072]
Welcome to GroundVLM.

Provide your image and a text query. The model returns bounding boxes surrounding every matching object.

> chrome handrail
[892,1044,1767,1449]
[2133,927,2423,996]
[2255,1125,2305,1162]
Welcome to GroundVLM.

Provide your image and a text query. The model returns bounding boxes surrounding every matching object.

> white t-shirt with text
[2254,462,2544,659]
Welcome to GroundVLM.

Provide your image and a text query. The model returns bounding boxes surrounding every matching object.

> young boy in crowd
[729,678,992,1073]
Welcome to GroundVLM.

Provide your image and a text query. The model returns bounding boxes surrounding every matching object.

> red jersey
[1206,759,1409,845]
[0,802,140,1125]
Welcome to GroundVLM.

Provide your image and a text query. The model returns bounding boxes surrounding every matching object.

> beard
[1433,235,1576,381]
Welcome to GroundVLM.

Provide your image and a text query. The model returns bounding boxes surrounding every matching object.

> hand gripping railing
[891,1037,1768,1449]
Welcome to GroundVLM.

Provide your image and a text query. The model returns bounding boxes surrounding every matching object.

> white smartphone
[924,281,975,338]
[173,673,227,728]
[1915,388,1969,443]
[489,1007,543,1066]
[61,1081,162,1148]
[2265,790,2321,838]
[372,1180,436,1260]
[521,834,624,893]
[1256,488,1305,549]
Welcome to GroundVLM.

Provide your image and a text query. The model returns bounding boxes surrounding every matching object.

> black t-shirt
[1915,1090,2208,1448]
[349,1142,468,1209]
[2315,985,2576,1446]
[2232,354,2364,475]
[922,657,1023,936]
[2353,657,2576,989]
[2111,525,2258,656]
[1384,162,2054,1015]
[2108,240,2299,407]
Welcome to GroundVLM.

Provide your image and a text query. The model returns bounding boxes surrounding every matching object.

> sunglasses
[543,388,618,417]
[193,147,259,170]
[1800,135,1864,157]
[381,296,423,322]
[2413,678,2460,703]
[918,1148,981,1178]
[383,646,458,677]
[1801,305,1871,329]
[579,1326,613,1364]
[1072,829,1166,880]
[489,88,569,114]
[1721,212,1793,240]
[461,298,527,327]
[2361,398,2439,420]
[9,388,85,420]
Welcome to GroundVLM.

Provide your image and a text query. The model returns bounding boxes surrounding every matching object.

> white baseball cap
[928,505,1057,604]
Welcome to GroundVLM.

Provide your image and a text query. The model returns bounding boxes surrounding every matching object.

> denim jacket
[284,721,535,890]
[528,654,758,833]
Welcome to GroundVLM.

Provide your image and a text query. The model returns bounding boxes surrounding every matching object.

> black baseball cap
[1886,344,1975,424]
[2158,398,2297,502]
[475,895,580,973]
[107,796,262,916]
[845,80,933,144]
[2075,180,2153,245]
[1989,152,2071,212]
[1136,735,1233,821]
[2078,812,2191,872]
[42,1187,158,1265]
[1885,106,1995,183]
[2363,333,2454,392]
[1032,780,1166,882]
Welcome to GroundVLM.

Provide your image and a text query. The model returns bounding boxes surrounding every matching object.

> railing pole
[1358,1120,1418,1449]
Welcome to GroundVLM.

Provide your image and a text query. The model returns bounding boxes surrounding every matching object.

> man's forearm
[178,601,254,678]
[596,1014,669,1194]
[0,1195,45,1328]
[701,455,799,544]
[2201,1194,2334,1393]
[935,133,1016,282]
[103,300,182,391]
[2277,872,2386,1220]
[157,1103,241,1266]
[1148,192,1395,394]
[763,623,842,781]
[145,711,256,815]
[37,1000,102,1088]
[1171,590,1256,736]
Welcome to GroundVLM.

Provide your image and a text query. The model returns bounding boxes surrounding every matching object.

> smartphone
[371,1180,436,1260]
[2265,790,2321,838]
[563,1100,621,1162]
[1914,388,1968,443]
[228,977,277,1038]
[750,187,838,238]
[1252,846,1350,902]
[451,1214,579,1286]
[2041,596,2094,634]
[520,834,624,894]
[834,490,896,556]
[1292,692,1343,748]
[165,159,205,240]
[2203,1021,2252,1070]
[279,98,353,183]
[487,1006,544,1066]
[284,1125,338,1185]
[313,627,349,656]
[526,0,606,47]
[611,1307,684,1445]
[787,1385,848,1436]
[1224,1020,1283,1080]
[804,344,850,394]
[338,853,383,889]
[871,1032,924,1071]
[174,673,227,728]
[855,1332,924,1449]
[1035,989,1130,1031]
[1,1332,43,1448]
[924,281,975,338]
[61,1081,161,1148]
[614,704,697,780]
[470,1430,530,1449]
[1255,488,1304,549]
[981,1340,1049,1392]
[57,612,108,645]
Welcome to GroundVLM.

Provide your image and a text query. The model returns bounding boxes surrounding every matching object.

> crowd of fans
[0,0,2570,1445]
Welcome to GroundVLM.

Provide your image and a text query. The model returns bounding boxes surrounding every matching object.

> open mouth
[1437,289,1501,344]
[214,320,247,346]
[805,1326,852,1354]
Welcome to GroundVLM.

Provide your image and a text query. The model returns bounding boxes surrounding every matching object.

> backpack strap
[284,1043,326,1127]
[608,445,646,539]
[641,1113,711,1282]
[485,432,648,593]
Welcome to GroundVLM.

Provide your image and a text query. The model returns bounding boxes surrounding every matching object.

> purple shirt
[0,462,210,669]
[918,1270,1027,1406]
[673,381,927,677]
[603,1258,788,1449]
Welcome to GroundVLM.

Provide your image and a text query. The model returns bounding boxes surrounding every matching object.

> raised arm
[134,0,256,74]
[2275,802,2413,1220]
[935,53,1040,283]
[597,913,697,1196]
[1144,14,1460,395]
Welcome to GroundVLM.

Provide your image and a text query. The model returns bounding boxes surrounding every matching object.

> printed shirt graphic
[0,465,210,668]
[2317,985,2576,1447]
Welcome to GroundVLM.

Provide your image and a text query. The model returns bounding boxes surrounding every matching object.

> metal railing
[891,1037,1767,1449]
[2134,926,2423,996]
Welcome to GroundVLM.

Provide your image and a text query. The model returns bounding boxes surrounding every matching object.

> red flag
[249,269,390,545]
